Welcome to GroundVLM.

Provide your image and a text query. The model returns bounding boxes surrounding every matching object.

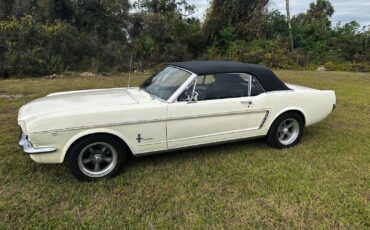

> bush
[0,16,81,77]
[222,37,291,69]
[0,16,132,77]
[324,61,370,72]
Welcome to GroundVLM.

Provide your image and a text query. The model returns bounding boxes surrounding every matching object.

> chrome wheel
[77,142,118,178]
[277,118,300,145]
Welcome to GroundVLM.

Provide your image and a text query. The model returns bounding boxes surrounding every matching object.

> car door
[166,73,264,149]
[241,75,271,130]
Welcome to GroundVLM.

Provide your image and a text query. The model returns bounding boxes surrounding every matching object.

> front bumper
[19,133,57,154]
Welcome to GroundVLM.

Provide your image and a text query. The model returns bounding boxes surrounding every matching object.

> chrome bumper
[19,133,57,154]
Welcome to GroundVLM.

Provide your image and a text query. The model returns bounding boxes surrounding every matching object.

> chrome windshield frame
[140,66,196,104]
[167,72,198,103]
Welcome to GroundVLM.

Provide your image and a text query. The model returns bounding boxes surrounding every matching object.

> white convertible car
[18,61,336,181]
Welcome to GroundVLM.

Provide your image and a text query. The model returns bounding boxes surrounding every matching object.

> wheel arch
[270,108,306,128]
[62,128,134,163]
[265,108,306,148]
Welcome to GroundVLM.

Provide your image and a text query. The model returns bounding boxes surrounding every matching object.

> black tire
[66,134,126,181]
[267,112,304,149]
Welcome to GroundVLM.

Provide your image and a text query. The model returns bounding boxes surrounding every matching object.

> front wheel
[267,112,304,149]
[67,135,126,181]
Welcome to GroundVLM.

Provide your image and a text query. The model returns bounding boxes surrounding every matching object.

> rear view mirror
[192,91,198,102]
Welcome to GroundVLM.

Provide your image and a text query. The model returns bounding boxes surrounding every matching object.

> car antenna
[127,53,133,88]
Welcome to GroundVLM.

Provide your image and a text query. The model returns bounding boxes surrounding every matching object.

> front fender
[61,128,134,163]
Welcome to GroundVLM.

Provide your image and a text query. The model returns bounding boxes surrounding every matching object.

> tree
[204,0,269,42]
[129,0,200,67]
[306,0,334,28]
[203,0,271,57]
[289,0,336,62]
[333,21,369,61]
[285,0,294,51]
[133,0,195,17]
[0,0,13,20]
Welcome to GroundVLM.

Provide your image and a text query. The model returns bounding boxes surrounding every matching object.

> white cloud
[186,0,210,19]
[189,0,370,26]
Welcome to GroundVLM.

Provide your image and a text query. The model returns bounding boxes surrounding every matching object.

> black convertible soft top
[167,61,289,92]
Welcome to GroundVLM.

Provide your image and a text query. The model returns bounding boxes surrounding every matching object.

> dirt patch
[0,94,24,100]
[80,72,96,77]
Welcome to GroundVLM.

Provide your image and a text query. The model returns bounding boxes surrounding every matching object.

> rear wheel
[67,135,126,181]
[267,112,304,149]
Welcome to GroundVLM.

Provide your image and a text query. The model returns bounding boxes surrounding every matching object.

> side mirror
[192,91,199,102]
[186,91,198,103]
[178,93,191,102]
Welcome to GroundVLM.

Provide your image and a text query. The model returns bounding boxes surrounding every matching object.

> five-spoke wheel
[267,112,304,148]
[77,142,118,178]
[67,135,126,181]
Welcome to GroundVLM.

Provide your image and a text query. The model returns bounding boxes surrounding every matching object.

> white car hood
[18,87,152,122]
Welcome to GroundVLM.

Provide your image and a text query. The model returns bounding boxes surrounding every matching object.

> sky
[187,0,370,28]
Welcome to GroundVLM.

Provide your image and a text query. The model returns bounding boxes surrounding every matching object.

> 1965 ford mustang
[18,61,336,181]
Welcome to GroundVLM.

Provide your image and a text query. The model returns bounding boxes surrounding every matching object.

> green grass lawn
[0,71,369,228]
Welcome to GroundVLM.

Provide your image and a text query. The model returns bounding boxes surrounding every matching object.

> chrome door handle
[241,101,252,105]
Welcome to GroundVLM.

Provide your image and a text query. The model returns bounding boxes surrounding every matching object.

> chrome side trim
[32,109,270,134]
[259,110,270,129]
[168,108,267,121]
[138,140,167,147]
[19,133,57,154]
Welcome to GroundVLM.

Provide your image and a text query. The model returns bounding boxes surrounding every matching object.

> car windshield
[140,66,191,101]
